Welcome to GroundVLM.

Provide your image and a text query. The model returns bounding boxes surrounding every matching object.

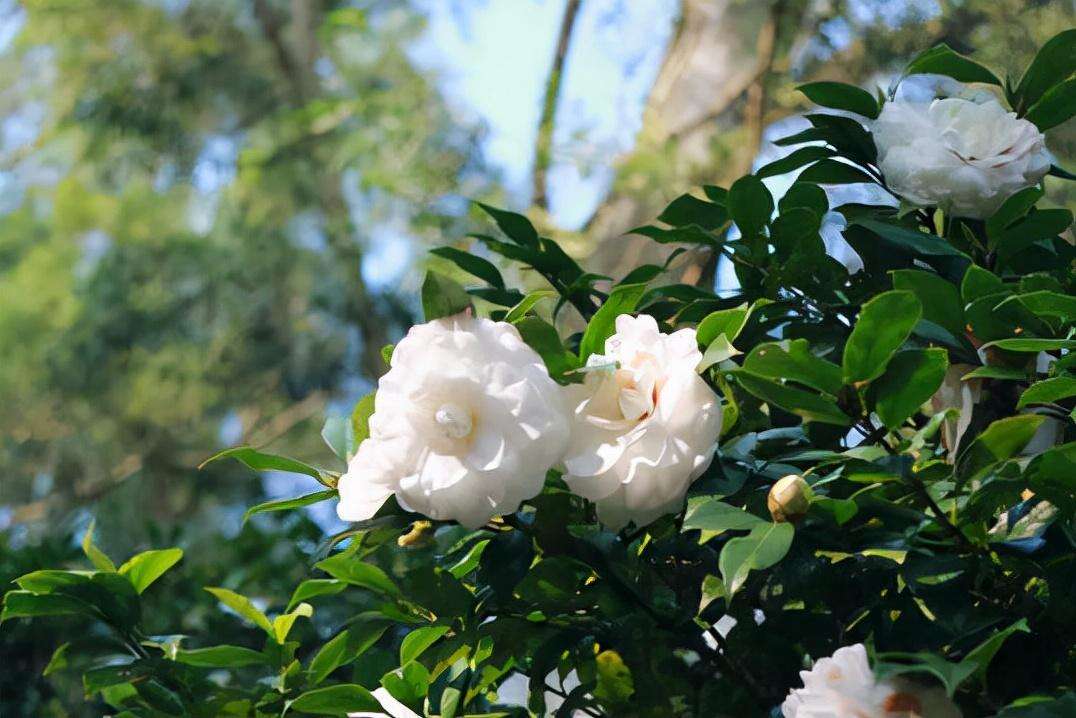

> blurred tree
[0,0,487,544]
[530,0,1076,279]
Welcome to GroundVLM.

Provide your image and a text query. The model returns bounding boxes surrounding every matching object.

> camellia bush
[5,32,1076,718]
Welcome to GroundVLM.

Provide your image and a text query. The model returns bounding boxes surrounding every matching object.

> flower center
[883,691,923,715]
[434,403,473,439]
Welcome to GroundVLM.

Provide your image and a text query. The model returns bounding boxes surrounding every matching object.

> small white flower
[336,314,569,529]
[873,97,1050,219]
[782,644,961,718]
[560,314,722,529]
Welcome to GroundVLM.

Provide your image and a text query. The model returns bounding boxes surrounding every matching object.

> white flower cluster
[337,312,721,529]
[782,644,961,718]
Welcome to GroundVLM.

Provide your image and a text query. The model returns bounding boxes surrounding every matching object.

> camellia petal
[560,313,722,529]
[336,314,569,529]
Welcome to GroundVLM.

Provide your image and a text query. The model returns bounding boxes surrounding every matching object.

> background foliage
[2,1,1075,716]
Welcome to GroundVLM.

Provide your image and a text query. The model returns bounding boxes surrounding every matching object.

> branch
[532,0,584,210]
[253,0,309,102]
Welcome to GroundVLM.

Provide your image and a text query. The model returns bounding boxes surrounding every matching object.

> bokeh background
[1,0,1074,713]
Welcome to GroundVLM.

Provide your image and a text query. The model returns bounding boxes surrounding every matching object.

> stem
[906,473,980,554]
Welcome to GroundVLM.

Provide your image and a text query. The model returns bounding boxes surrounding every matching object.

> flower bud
[768,475,812,523]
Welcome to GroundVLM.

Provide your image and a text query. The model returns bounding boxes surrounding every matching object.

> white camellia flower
[873,97,1050,219]
[560,314,722,529]
[336,313,569,529]
[782,644,961,718]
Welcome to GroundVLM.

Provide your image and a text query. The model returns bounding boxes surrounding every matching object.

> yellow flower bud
[768,475,812,523]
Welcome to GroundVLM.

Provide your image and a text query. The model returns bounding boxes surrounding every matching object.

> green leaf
[980,338,1076,353]
[81,520,116,573]
[813,497,858,526]
[798,81,880,118]
[594,649,635,705]
[14,570,140,628]
[273,602,313,644]
[504,289,557,323]
[1025,78,1076,131]
[118,548,183,594]
[351,392,376,444]
[1018,377,1076,409]
[1006,291,1076,324]
[853,219,971,262]
[308,620,389,685]
[755,146,835,179]
[174,645,270,668]
[719,522,795,597]
[514,315,578,379]
[657,193,728,230]
[243,490,338,525]
[957,415,1047,481]
[578,283,648,362]
[742,339,843,396]
[289,684,381,715]
[683,496,766,534]
[874,652,977,698]
[842,291,922,385]
[400,625,450,665]
[962,619,1030,681]
[315,553,400,597]
[891,269,966,341]
[1,590,91,622]
[421,270,472,321]
[987,187,1043,245]
[205,587,274,635]
[727,175,774,237]
[83,661,153,695]
[697,334,741,372]
[696,305,749,347]
[798,159,876,185]
[1015,29,1076,110]
[475,202,539,248]
[995,208,1074,264]
[905,43,1001,86]
[961,265,1006,303]
[430,246,505,288]
[288,579,346,612]
[779,182,829,216]
[200,446,329,484]
[731,370,851,426]
[873,349,948,430]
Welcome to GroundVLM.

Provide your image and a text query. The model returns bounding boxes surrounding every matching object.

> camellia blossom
[873,97,1050,219]
[782,644,961,718]
[560,314,722,529]
[336,314,568,529]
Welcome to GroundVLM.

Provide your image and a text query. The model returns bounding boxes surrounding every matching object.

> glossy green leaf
[905,43,1001,85]
[288,579,346,612]
[308,620,389,685]
[957,415,1047,481]
[798,81,880,118]
[1025,78,1076,131]
[289,684,381,715]
[755,146,835,179]
[421,270,472,321]
[891,269,965,341]
[683,496,766,533]
[204,587,273,635]
[727,175,773,237]
[657,193,728,230]
[315,553,400,597]
[273,601,313,644]
[399,625,450,665]
[980,338,1076,353]
[1015,29,1076,109]
[873,348,948,429]
[842,291,922,385]
[200,446,328,484]
[515,315,578,379]
[81,520,116,573]
[174,645,270,668]
[798,159,876,185]
[578,283,648,362]
[351,392,376,445]
[1,591,91,622]
[504,289,557,323]
[719,522,794,597]
[743,339,843,396]
[731,370,851,425]
[243,490,338,525]
[118,548,183,594]
[430,246,505,288]
[1018,376,1076,409]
